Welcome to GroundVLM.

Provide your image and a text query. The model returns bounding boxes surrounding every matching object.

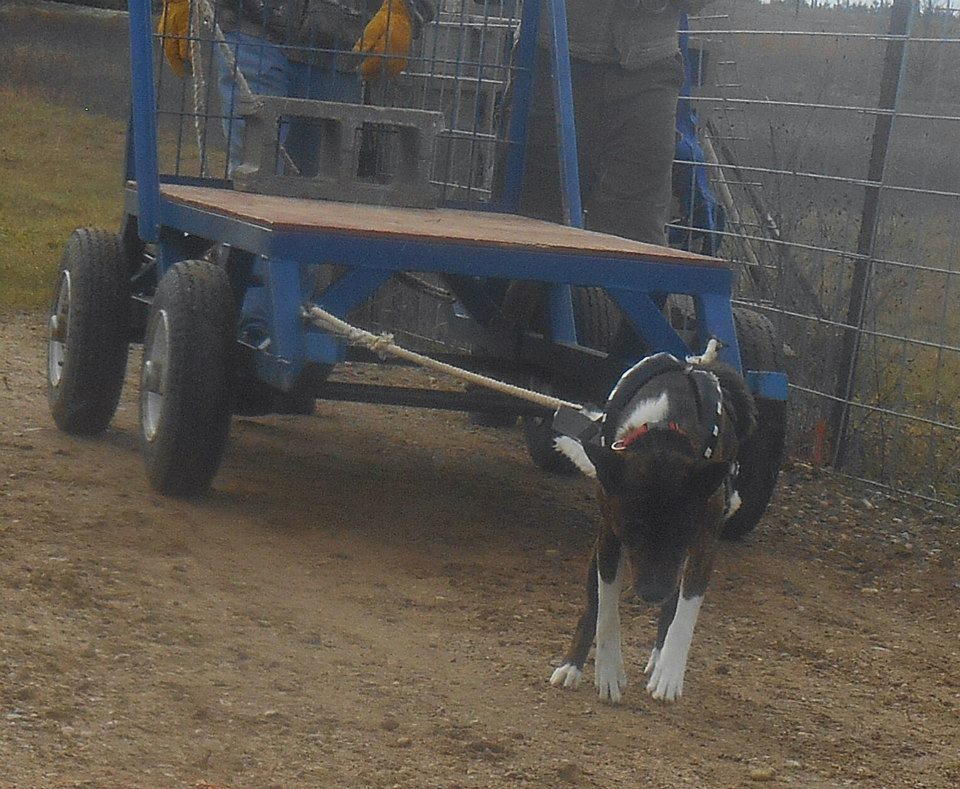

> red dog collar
[611,420,691,452]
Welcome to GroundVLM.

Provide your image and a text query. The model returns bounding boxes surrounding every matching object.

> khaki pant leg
[582,54,684,245]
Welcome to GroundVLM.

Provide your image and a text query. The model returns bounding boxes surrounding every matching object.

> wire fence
[687,0,960,507]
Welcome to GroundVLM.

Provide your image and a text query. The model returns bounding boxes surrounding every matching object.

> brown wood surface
[158,184,727,267]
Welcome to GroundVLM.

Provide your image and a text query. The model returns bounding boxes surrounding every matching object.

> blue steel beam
[127,0,160,242]
[746,372,789,402]
[547,0,583,228]
[147,195,732,294]
[696,293,742,369]
[544,0,582,344]
[606,290,690,360]
[304,268,397,368]
[494,0,541,214]
[266,232,732,294]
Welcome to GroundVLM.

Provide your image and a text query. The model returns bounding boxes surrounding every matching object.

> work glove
[157,0,191,77]
[352,0,414,81]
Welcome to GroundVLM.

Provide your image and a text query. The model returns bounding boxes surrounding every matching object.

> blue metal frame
[122,0,787,403]
[494,0,541,214]
[671,14,725,256]
[546,0,583,230]
[128,0,161,242]
[543,0,580,344]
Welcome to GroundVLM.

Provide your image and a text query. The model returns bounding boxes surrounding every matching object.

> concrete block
[233,95,445,208]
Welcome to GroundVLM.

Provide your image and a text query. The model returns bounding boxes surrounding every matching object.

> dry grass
[0,86,126,308]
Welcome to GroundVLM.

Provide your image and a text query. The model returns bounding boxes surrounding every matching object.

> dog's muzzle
[630,550,685,605]
[635,580,674,606]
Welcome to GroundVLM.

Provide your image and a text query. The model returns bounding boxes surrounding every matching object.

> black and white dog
[548,343,757,703]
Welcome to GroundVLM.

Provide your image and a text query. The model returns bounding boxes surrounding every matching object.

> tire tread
[48,227,129,435]
[140,260,234,496]
[721,307,788,540]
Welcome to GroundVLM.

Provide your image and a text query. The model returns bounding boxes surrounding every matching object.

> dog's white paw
[646,593,702,702]
[645,653,685,702]
[644,647,661,675]
[550,662,583,689]
[594,648,628,703]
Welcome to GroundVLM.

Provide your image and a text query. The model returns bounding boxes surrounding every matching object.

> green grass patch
[0,86,125,308]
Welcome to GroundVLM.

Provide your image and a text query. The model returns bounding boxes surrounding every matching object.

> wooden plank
[158,184,727,267]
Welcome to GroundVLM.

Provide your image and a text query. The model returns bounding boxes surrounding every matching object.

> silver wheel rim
[47,271,71,388]
[141,308,170,442]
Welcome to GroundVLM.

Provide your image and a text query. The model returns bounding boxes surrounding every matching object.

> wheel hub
[47,271,71,388]
[141,308,170,442]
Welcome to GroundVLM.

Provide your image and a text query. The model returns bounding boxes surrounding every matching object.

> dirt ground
[1,308,958,789]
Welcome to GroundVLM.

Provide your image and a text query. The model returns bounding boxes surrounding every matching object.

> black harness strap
[690,366,724,460]
[600,353,687,448]
[552,352,724,460]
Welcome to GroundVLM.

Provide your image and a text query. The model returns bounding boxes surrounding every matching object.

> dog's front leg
[593,533,628,703]
[645,519,719,702]
[549,531,627,701]
[645,587,700,701]
[643,588,679,676]
[549,545,599,691]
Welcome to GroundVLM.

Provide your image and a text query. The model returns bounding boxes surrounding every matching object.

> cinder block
[233,95,445,208]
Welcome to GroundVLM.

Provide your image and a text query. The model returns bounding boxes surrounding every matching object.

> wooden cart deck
[158,184,727,267]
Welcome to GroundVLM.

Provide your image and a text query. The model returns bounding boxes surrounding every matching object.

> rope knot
[369,332,396,359]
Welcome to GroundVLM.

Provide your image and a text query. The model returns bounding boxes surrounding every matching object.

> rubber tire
[47,228,130,435]
[139,260,235,496]
[721,307,788,541]
[572,287,621,353]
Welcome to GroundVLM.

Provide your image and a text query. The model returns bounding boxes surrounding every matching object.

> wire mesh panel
[150,0,529,346]
[153,0,526,208]
[369,0,523,203]
[684,0,960,507]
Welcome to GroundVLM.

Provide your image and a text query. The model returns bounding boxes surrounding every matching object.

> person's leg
[584,54,684,245]
[214,31,291,175]
[581,55,684,355]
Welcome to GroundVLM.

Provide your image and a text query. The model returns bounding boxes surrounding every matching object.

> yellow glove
[352,0,413,81]
[157,0,191,78]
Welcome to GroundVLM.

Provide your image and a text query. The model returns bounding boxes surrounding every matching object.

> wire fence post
[828,0,915,469]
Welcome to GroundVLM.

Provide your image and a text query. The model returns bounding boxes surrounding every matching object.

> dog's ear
[686,461,730,500]
[583,444,625,493]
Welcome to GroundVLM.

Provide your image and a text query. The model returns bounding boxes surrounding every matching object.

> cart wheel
[721,307,788,541]
[47,228,130,435]
[572,287,621,353]
[139,260,235,496]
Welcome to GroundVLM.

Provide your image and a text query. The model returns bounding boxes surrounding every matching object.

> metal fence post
[828,0,914,468]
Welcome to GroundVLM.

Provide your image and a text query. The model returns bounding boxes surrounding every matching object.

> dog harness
[552,352,724,460]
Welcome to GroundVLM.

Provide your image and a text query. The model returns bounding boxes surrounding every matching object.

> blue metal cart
[45,0,787,538]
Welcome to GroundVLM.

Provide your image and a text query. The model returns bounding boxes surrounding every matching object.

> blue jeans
[215,31,362,176]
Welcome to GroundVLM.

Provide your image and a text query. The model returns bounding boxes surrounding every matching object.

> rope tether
[302,305,585,414]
